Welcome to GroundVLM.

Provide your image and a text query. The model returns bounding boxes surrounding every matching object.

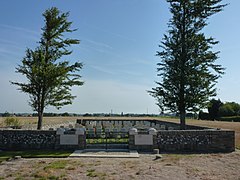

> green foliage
[219,102,240,117]
[86,138,129,144]
[208,99,222,120]
[199,100,240,120]
[4,117,20,127]
[11,7,83,129]
[44,160,68,170]
[149,0,226,129]
[86,169,97,177]
[86,169,106,178]
[198,110,210,120]
[2,111,11,117]
[218,116,240,122]
[0,150,72,163]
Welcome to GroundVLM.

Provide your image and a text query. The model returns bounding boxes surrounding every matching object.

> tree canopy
[12,7,83,129]
[149,0,226,129]
[208,98,222,120]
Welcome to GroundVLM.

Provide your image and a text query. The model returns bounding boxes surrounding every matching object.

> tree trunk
[37,111,43,130]
[179,2,186,131]
[180,111,186,130]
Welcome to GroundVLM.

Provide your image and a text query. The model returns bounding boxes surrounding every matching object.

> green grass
[87,169,97,177]
[86,138,128,144]
[86,169,107,178]
[0,150,73,163]
[219,116,240,122]
[44,160,68,170]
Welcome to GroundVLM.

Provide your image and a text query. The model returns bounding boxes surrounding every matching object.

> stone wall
[0,129,86,150]
[0,128,235,153]
[0,130,57,150]
[128,128,235,153]
[157,130,235,153]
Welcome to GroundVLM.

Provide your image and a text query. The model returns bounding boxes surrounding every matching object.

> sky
[0,0,239,114]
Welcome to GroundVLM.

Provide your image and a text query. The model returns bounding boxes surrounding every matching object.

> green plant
[0,150,72,163]
[4,117,20,127]
[44,160,68,170]
[149,0,226,129]
[86,169,97,177]
[11,7,83,130]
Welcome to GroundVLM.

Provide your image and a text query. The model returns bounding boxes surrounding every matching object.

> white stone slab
[60,135,78,145]
[135,134,153,145]
[69,150,139,158]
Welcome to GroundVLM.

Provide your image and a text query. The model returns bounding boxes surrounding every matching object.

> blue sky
[0,0,239,114]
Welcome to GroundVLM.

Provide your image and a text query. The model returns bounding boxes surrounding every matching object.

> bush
[198,111,210,120]
[218,116,240,122]
[4,117,21,128]
[219,102,240,117]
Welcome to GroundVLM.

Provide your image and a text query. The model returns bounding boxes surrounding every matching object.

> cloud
[83,39,113,50]
[0,24,40,42]
[78,38,114,54]
[0,24,39,36]
[90,65,117,75]
[85,23,135,42]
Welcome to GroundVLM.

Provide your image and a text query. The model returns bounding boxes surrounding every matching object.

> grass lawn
[0,150,73,163]
[86,138,129,144]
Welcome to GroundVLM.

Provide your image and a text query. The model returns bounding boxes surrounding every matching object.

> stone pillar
[55,128,65,149]
[55,128,86,150]
[148,128,158,150]
[129,128,158,152]
[76,128,86,149]
[129,128,138,150]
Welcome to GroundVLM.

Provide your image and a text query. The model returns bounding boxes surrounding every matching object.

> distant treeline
[0,112,160,118]
[199,99,240,122]
[0,112,79,117]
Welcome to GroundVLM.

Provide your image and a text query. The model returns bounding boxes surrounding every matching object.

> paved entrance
[69,150,139,158]
[86,131,129,150]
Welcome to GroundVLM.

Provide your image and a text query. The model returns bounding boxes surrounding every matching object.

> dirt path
[0,150,240,180]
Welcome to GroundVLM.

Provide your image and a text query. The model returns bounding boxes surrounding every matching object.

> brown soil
[0,150,240,180]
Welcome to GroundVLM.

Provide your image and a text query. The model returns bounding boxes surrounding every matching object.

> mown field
[0,116,239,149]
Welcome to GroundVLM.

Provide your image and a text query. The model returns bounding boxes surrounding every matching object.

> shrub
[4,117,21,128]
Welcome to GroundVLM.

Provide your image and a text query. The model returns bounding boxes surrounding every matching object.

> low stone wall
[0,129,86,150]
[128,128,235,153]
[0,128,235,153]
[0,130,57,150]
[157,130,235,153]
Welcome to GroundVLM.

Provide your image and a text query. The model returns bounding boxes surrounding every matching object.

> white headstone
[129,128,138,135]
[56,128,65,135]
[148,128,158,135]
[75,128,85,135]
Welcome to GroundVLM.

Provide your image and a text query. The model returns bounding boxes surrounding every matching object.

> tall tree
[208,98,222,120]
[149,0,226,129]
[12,7,83,129]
